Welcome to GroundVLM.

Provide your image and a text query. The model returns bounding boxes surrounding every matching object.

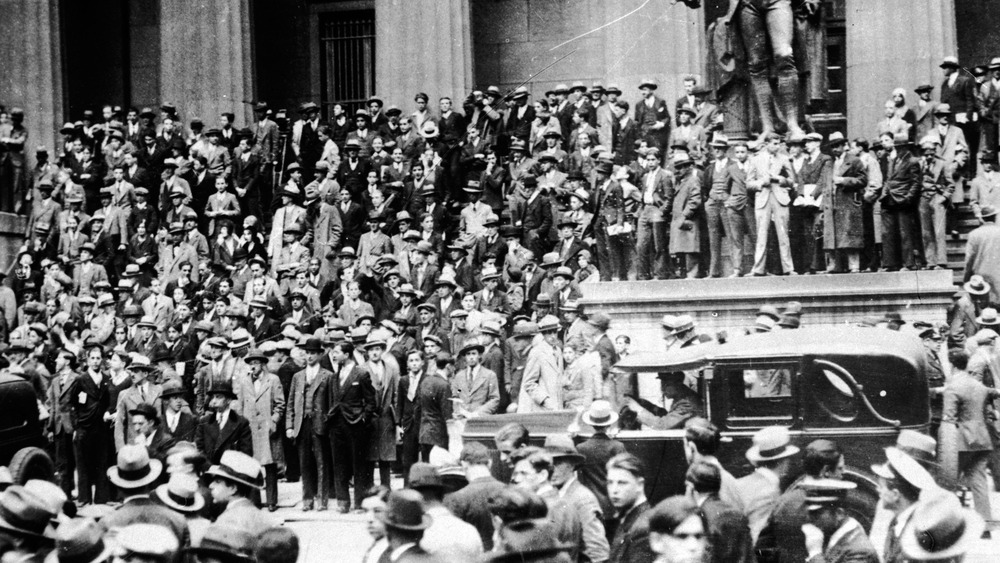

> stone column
[160,0,255,125]
[846,0,957,138]
[0,0,64,163]
[375,0,473,109]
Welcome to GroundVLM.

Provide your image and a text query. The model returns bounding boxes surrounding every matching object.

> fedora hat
[552,266,574,280]
[964,274,991,296]
[159,378,186,399]
[420,121,440,139]
[107,444,163,489]
[513,322,539,338]
[587,312,612,332]
[582,400,619,427]
[544,434,585,465]
[745,426,800,464]
[458,341,485,357]
[889,429,937,469]
[378,489,433,531]
[638,78,658,90]
[901,491,985,560]
[45,517,110,563]
[0,486,55,541]
[136,315,157,330]
[227,328,253,349]
[538,315,561,333]
[205,451,264,490]
[300,337,324,353]
[408,462,444,491]
[243,348,268,364]
[871,447,938,492]
[206,379,237,400]
[128,403,159,423]
[510,86,529,100]
[940,55,960,69]
[709,134,729,148]
[976,307,1000,326]
[826,131,848,146]
[488,519,571,563]
[991,57,1000,71]
[184,523,254,563]
[152,473,205,514]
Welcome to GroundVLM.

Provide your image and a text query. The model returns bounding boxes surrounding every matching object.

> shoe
[982,530,992,540]
[317,501,328,511]
[337,503,350,514]
[728,272,741,278]
[302,502,313,512]
[787,271,799,276]
[268,505,278,512]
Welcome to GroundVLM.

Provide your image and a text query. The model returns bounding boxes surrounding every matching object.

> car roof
[616,326,927,372]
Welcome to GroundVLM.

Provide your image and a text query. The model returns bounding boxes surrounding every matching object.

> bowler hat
[206,379,237,400]
[377,489,432,531]
[638,78,658,90]
[160,378,186,399]
[300,338,324,353]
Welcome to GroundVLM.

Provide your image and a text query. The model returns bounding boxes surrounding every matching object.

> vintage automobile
[463,326,932,531]
[0,372,52,483]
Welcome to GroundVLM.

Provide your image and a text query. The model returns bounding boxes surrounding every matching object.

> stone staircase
[946,197,979,286]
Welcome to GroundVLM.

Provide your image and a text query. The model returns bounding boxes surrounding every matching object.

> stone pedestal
[845,0,957,138]
[375,0,473,109]
[0,0,64,166]
[160,0,255,125]
[580,270,956,353]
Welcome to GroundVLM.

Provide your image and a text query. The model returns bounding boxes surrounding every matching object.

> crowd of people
[0,48,998,563]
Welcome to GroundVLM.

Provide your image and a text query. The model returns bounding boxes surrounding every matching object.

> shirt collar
[389,544,417,562]
[827,517,861,549]
[754,466,780,487]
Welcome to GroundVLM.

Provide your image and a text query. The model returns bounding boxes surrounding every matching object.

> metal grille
[319,10,376,119]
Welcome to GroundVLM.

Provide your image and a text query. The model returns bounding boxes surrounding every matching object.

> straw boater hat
[745,426,800,464]
[582,400,619,427]
[107,444,163,489]
[205,451,264,490]
[151,473,206,514]
[900,491,985,560]
[871,447,938,493]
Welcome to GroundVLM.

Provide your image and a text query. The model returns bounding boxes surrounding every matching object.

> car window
[723,364,797,428]
[804,365,860,423]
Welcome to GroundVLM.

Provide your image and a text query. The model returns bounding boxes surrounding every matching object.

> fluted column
[0,0,64,161]
[846,0,956,138]
[375,0,473,108]
[160,0,255,125]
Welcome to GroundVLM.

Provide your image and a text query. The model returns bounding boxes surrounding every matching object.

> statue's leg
[767,0,803,135]
[738,3,777,136]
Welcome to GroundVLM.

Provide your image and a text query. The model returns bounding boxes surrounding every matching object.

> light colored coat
[234,372,285,465]
[965,223,1000,304]
[268,203,306,259]
[734,468,781,544]
[114,382,164,450]
[517,336,564,412]
[450,365,500,416]
[367,357,400,462]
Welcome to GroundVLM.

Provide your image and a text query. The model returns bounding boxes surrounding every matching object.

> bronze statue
[686,0,826,140]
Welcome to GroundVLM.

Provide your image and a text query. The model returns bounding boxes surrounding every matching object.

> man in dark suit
[634,79,671,156]
[418,353,452,461]
[68,342,113,504]
[591,162,626,281]
[161,379,197,443]
[519,175,552,259]
[47,349,78,498]
[686,461,754,563]
[298,104,323,178]
[327,340,376,512]
[607,453,653,563]
[103,444,189,543]
[577,402,626,537]
[195,380,253,464]
[878,135,922,271]
[940,56,979,173]
[377,490,439,563]
[397,349,424,485]
[247,298,278,342]
[626,371,700,430]
[285,337,332,511]
[444,442,506,550]
[588,313,619,381]
[337,186,367,250]
[504,87,535,146]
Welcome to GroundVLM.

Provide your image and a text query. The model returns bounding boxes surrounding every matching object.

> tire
[842,474,880,533]
[9,447,55,485]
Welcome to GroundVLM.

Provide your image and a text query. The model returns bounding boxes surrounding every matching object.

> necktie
[407,375,418,402]
[467,368,474,389]
[217,413,224,428]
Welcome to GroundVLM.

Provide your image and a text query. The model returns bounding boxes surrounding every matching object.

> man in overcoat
[823,132,868,272]
[236,349,286,511]
[327,340,376,512]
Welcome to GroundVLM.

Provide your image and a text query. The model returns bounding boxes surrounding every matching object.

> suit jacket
[879,150,922,209]
[749,152,794,209]
[114,383,164,450]
[100,497,189,544]
[640,167,674,211]
[72,261,109,296]
[268,204,307,258]
[195,410,253,464]
[701,495,755,563]
[808,518,879,563]
[337,200,367,249]
[609,500,653,563]
[443,475,507,550]
[252,119,280,163]
[633,96,671,143]
[162,410,197,443]
[965,223,1000,304]
[735,469,781,544]
[285,368,332,437]
[450,366,500,416]
[235,372,285,465]
[592,178,625,228]
[756,480,809,563]
[418,373,451,447]
[216,497,278,537]
[517,337,563,412]
[941,372,1000,453]
[46,372,77,436]
[941,73,977,116]
[912,101,939,141]
[327,363,376,427]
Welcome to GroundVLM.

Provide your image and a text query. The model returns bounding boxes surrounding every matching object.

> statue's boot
[777,72,804,137]
[751,75,777,137]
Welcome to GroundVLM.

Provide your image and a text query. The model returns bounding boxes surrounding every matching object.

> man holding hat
[284,337,331,511]
[234,348,285,511]
[797,480,878,563]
